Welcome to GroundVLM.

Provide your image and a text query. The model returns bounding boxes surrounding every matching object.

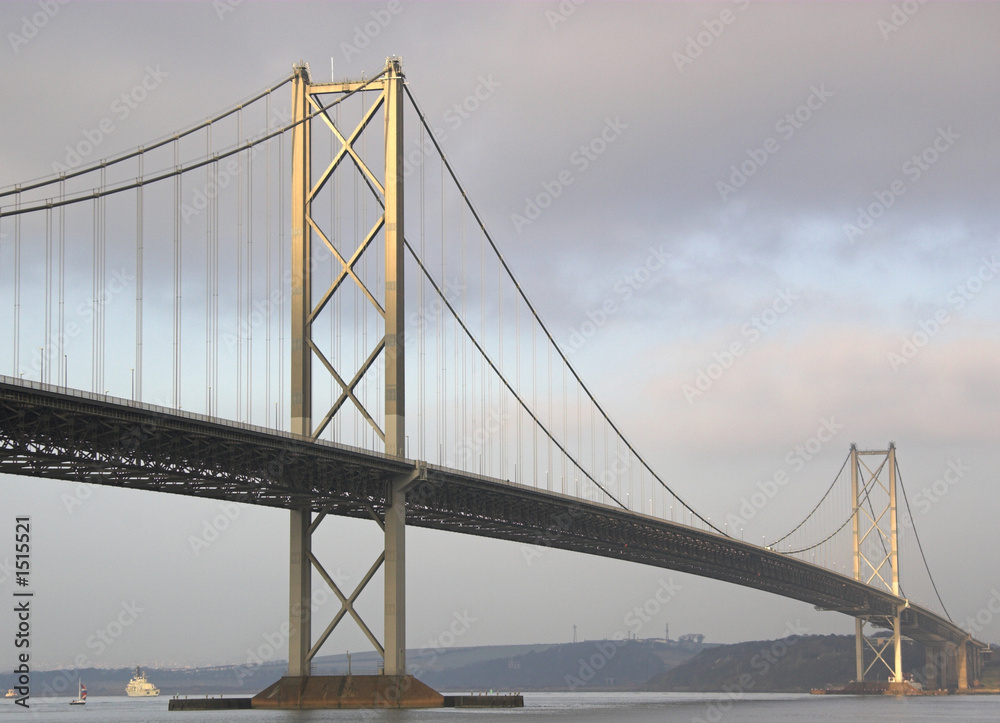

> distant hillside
[421,639,707,691]
[644,634,927,693]
[6,636,989,698]
[0,639,707,696]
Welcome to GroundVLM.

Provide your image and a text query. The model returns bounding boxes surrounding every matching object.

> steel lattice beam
[0,378,981,651]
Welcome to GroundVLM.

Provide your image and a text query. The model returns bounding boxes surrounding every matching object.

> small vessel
[4,689,15,698]
[125,667,159,697]
[70,679,86,705]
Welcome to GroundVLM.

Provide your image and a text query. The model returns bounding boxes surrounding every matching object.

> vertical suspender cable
[266,96,272,425]
[236,109,243,420]
[278,131,285,431]
[173,140,181,408]
[248,138,254,423]
[419,121,425,459]
[562,361,567,493]
[334,103,341,441]
[515,290,520,482]
[354,137,360,446]
[461,206,467,466]
[577,383,581,497]
[440,161,446,463]
[480,224,486,473]
[135,156,143,400]
[547,331,552,489]
[329,107,335,440]
[90,194,97,392]
[206,126,213,414]
[498,249,504,477]
[532,322,537,486]
[212,138,220,416]
[59,180,65,386]
[12,192,20,376]
[44,207,52,383]
[99,166,106,393]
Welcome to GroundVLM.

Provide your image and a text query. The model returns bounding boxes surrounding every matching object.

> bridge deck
[0,377,981,650]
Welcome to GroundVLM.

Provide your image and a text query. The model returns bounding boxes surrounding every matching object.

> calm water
[2,692,998,722]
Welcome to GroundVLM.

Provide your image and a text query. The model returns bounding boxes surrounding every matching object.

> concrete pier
[251,675,444,709]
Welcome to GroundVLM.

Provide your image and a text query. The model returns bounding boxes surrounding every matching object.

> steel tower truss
[851,444,906,683]
[288,57,412,680]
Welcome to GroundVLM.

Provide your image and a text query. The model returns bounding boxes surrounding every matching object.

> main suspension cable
[897,461,952,621]
[402,237,625,508]
[404,84,721,534]
[0,73,295,198]
[767,452,850,547]
[0,70,389,219]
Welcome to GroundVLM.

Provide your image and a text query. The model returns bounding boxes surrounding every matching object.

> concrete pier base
[251,675,444,709]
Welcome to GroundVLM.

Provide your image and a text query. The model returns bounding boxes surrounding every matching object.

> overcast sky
[1,1,999,674]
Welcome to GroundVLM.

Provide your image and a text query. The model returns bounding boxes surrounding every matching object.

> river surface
[2,691,998,721]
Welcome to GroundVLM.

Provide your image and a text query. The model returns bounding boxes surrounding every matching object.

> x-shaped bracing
[303,87,392,443]
[305,506,389,663]
[860,616,900,680]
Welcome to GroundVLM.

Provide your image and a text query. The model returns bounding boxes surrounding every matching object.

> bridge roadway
[0,377,982,652]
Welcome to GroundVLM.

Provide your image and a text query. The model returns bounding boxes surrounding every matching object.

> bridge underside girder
[0,380,978,651]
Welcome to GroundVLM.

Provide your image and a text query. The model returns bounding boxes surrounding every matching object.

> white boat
[70,679,86,705]
[125,667,159,697]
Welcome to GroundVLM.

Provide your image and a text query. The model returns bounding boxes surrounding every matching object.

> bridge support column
[383,55,406,676]
[892,611,903,683]
[384,479,406,676]
[288,507,312,677]
[958,640,968,690]
[854,618,864,682]
[287,60,313,681]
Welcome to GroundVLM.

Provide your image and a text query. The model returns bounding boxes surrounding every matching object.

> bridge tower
[851,443,906,685]
[275,57,435,707]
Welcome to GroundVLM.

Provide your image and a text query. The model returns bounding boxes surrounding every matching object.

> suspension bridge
[0,58,988,706]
